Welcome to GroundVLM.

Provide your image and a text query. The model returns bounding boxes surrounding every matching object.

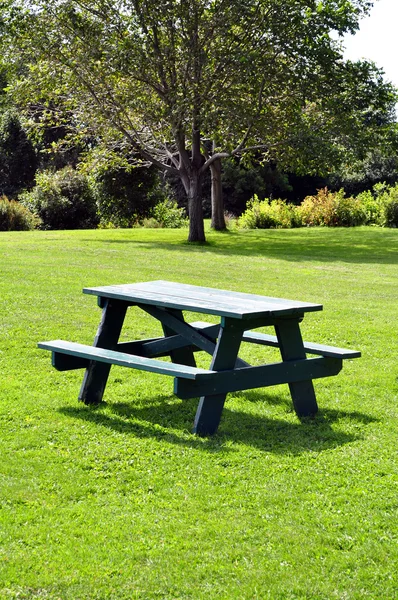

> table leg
[79,299,128,404]
[193,319,243,436]
[161,309,196,367]
[274,318,318,417]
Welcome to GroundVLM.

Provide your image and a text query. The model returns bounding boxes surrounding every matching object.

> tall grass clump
[0,195,38,230]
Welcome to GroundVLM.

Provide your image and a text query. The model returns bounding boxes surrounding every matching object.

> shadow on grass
[79,228,398,265]
[58,389,376,455]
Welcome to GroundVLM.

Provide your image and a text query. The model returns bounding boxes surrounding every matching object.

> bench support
[175,357,342,399]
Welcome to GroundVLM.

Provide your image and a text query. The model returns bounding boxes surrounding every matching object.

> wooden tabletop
[83,281,323,320]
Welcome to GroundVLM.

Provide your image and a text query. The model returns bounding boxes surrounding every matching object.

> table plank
[83,281,322,319]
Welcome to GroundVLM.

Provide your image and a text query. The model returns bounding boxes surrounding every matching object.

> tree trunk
[178,127,206,242]
[210,157,226,230]
[187,172,206,242]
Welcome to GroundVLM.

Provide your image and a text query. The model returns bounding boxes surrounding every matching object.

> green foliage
[355,189,386,225]
[4,0,393,242]
[329,149,398,196]
[238,185,398,230]
[222,159,292,216]
[144,199,188,229]
[0,110,37,197]
[385,198,398,227]
[0,194,38,230]
[379,183,398,228]
[20,167,99,230]
[239,195,301,229]
[88,157,163,227]
[298,188,367,227]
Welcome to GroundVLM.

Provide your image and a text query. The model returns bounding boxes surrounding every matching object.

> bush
[333,194,367,227]
[383,184,398,227]
[0,195,38,231]
[298,188,334,226]
[20,167,99,230]
[143,199,188,228]
[91,163,163,227]
[298,188,366,227]
[238,195,301,229]
[355,190,381,225]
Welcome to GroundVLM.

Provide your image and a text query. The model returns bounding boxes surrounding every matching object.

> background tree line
[0,0,397,236]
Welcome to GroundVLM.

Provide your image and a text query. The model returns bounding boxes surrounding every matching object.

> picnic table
[39,280,360,435]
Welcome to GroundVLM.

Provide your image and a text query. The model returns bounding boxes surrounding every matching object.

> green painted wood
[141,306,249,368]
[138,281,322,311]
[193,318,245,436]
[140,304,221,354]
[117,324,221,358]
[83,281,323,320]
[49,323,221,370]
[175,357,343,399]
[190,321,361,359]
[117,336,187,358]
[160,308,197,367]
[274,318,319,417]
[78,298,128,405]
[51,352,89,371]
[38,340,214,379]
[242,330,361,358]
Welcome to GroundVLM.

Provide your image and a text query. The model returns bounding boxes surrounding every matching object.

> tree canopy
[2,0,396,240]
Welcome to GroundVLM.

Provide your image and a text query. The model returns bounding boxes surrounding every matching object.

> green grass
[0,225,398,599]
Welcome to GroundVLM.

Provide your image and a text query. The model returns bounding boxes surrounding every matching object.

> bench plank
[190,321,360,359]
[242,330,361,359]
[38,340,213,380]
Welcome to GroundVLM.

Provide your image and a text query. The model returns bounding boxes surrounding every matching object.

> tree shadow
[79,227,398,265]
[58,389,376,455]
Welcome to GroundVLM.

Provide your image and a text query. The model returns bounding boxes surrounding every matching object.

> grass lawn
[0,225,398,599]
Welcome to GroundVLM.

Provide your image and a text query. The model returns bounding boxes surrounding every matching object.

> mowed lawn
[0,226,397,600]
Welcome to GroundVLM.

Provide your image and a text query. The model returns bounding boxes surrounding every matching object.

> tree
[3,0,392,241]
[0,110,37,196]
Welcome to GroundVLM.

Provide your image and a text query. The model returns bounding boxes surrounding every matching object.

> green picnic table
[39,280,360,435]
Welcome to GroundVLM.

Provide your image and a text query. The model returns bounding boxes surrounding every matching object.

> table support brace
[79,299,127,404]
[274,318,318,417]
[193,318,244,436]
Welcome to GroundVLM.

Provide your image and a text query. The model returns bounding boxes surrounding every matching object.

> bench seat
[190,322,361,359]
[38,340,214,380]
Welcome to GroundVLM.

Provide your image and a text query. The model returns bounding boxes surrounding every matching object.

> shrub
[143,199,188,228]
[20,167,99,230]
[333,194,367,227]
[298,188,336,226]
[383,184,398,228]
[91,164,163,227]
[355,190,381,225]
[299,188,366,227]
[238,195,301,229]
[0,195,38,231]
